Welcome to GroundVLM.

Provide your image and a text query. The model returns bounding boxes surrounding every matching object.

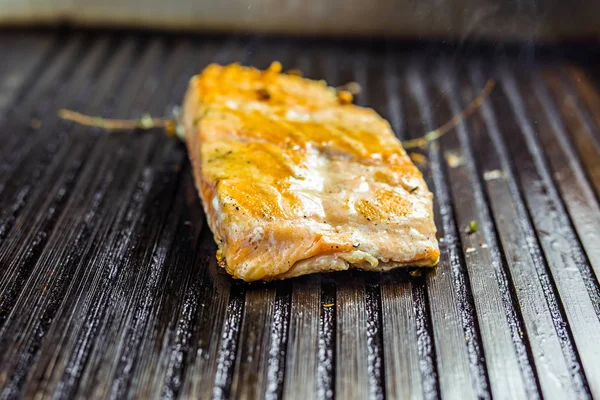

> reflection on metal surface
[0,31,599,400]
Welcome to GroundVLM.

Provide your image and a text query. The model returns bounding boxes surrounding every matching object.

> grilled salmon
[182,62,439,281]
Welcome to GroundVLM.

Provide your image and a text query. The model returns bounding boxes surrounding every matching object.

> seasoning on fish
[182,62,440,281]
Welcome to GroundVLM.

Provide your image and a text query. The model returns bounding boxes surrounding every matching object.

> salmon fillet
[182,62,439,281]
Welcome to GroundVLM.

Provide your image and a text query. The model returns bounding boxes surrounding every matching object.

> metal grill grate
[1,31,600,400]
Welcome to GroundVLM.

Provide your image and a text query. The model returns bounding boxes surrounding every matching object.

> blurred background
[2,0,600,42]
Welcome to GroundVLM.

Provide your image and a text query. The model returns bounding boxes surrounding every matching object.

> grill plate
[1,31,600,400]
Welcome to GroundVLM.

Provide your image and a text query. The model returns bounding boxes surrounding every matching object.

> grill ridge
[0,38,147,398]
[0,37,129,333]
[498,65,600,398]
[406,59,492,399]
[436,62,541,399]
[471,62,592,399]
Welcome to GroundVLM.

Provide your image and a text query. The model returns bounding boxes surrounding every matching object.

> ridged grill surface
[1,30,600,400]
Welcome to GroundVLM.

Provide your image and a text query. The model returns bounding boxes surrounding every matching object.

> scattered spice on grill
[466,220,478,234]
[445,151,463,168]
[323,303,334,307]
[30,118,42,129]
[409,269,422,277]
[483,169,503,181]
